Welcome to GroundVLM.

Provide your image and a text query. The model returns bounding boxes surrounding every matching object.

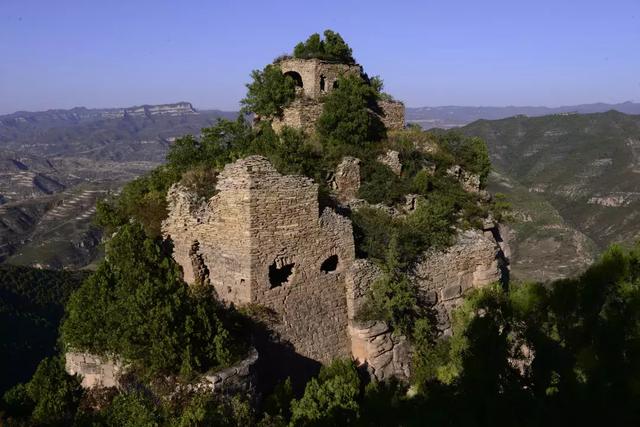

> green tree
[316,75,384,147]
[104,391,160,427]
[322,30,354,63]
[290,360,360,426]
[19,357,82,425]
[292,30,355,63]
[61,223,242,379]
[241,64,296,117]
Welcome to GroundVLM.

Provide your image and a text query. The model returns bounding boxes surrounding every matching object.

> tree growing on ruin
[241,64,296,118]
[293,30,355,64]
[316,75,385,147]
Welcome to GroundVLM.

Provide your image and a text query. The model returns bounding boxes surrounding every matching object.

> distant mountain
[408,102,640,129]
[457,111,640,281]
[0,102,237,269]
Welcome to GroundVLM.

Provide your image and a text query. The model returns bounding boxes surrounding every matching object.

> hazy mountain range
[407,101,640,129]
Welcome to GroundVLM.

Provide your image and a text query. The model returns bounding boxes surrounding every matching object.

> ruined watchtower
[162,156,356,362]
[277,57,362,99]
[269,57,406,133]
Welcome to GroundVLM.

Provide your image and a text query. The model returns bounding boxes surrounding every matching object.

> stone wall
[163,156,355,363]
[197,348,259,395]
[269,58,404,134]
[271,98,324,134]
[65,349,259,397]
[272,98,405,135]
[276,57,362,100]
[411,228,505,335]
[65,352,125,389]
[332,157,361,204]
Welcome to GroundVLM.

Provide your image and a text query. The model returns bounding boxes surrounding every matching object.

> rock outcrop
[412,228,506,335]
[346,260,412,381]
[377,150,402,175]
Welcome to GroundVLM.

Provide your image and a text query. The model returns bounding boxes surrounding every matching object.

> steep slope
[460,111,640,280]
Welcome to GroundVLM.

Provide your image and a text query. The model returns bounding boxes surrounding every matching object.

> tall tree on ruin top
[293,30,355,64]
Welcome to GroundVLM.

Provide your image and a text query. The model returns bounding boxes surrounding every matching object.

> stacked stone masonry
[65,349,259,397]
[162,156,355,363]
[65,352,124,389]
[276,57,362,100]
[157,155,508,382]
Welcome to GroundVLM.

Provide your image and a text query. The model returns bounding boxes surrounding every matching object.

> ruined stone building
[67,149,508,388]
[268,57,406,133]
[161,154,508,381]
[162,156,355,362]
[65,52,507,390]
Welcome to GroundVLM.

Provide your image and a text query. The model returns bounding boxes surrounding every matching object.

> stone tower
[162,156,356,362]
[268,57,406,133]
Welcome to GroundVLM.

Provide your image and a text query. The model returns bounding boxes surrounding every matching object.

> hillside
[459,111,640,280]
[0,103,236,268]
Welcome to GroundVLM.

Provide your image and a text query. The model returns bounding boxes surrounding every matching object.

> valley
[0,103,235,268]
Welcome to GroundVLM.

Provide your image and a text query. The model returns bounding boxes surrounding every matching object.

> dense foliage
[292,30,355,63]
[241,64,297,117]
[316,75,386,146]
[60,223,247,379]
[0,265,87,395]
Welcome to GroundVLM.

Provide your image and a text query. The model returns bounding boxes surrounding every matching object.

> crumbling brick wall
[163,156,355,362]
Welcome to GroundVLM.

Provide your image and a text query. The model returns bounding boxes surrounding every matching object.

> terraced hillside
[460,111,640,281]
[0,103,236,268]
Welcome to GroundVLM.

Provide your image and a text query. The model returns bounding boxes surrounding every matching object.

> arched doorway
[284,71,303,88]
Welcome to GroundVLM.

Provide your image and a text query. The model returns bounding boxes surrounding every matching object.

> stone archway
[284,71,303,88]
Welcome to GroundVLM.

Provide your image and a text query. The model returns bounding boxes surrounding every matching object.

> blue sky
[1,0,639,113]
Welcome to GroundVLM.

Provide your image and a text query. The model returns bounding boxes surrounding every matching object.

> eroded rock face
[163,156,355,363]
[447,165,481,193]
[345,260,411,382]
[412,228,506,334]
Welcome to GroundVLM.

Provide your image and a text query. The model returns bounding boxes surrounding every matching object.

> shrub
[316,75,385,147]
[290,359,360,426]
[61,223,245,379]
[241,64,296,117]
[12,357,83,425]
[293,30,355,64]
